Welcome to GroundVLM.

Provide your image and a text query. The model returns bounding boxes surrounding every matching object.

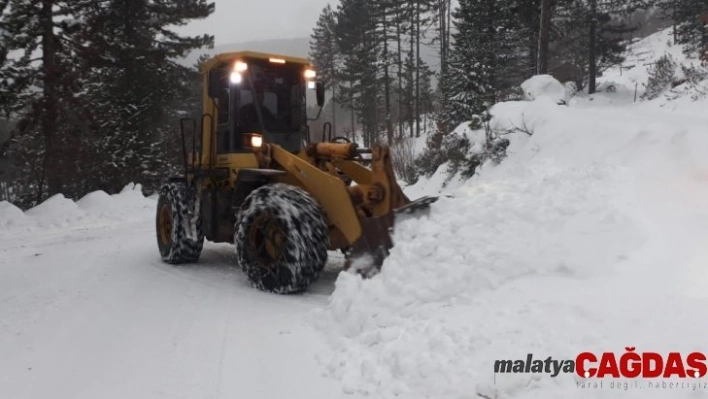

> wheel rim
[158,204,172,246]
[247,212,287,271]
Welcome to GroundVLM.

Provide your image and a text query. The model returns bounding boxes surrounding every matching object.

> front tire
[156,182,204,264]
[234,183,329,294]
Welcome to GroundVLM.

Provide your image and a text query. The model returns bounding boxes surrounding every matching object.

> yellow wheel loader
[155,51,437,293]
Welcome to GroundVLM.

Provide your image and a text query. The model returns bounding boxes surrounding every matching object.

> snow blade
[395,195,439,216]
[393,195,439,231]
[345,196,439,276]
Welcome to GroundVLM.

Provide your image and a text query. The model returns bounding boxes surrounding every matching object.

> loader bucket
[344,195,439,276]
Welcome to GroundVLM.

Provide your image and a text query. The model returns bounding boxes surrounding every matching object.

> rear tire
[234,183,329,294]
[156,182,204,264]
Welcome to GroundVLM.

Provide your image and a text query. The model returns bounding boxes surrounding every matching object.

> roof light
[304,69,316,79]
[234,61,248,72]
[269,58,286,64]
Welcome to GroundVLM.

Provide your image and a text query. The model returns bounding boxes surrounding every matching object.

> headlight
[230,71,242,84]
[251,135,263,148]
[307,81,316,89]
[234,61,248,72]
[304,69,316,79]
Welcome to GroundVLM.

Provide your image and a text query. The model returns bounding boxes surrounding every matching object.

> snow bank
[403,166,457,199]
[520,74,567,104]
[74,184,153,222]
[115,183,155,214]
[25,193,89,228]
[0,183,156,236]
[77,190,119,213]
[0,201,27,228]
[403,121,492,198]
[314,79,708,398]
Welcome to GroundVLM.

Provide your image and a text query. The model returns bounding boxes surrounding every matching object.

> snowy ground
[3,27,708,399]
[0,186,362,399]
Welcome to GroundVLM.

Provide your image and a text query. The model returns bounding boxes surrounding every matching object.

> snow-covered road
[4,28,708,398]
[0,216,359,399]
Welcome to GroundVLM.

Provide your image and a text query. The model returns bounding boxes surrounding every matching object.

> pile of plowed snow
[0,183,155,235]
[312,73,708,398]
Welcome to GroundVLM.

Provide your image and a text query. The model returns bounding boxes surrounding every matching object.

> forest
[307,0,707,182]
[0,0,213,208]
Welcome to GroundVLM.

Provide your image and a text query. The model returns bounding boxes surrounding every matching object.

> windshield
[234,62,304,134]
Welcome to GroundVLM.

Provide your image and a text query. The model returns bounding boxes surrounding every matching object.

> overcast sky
[178,0,336,45]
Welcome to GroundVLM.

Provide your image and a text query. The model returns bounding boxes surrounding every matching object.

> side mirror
[316,81,325,107]
[208,68,223,98]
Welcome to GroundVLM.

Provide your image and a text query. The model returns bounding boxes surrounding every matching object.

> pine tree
[79,0,214,192]
[445,0,518,128]
[310,5,341,139]
[392,0,411,140]
[553,0,650,93]
[0,0,90,205]
[659,0,708,57]
[418,62,435,131]
[408,0,436,138]
[538,0,553,74]
[310,0,446,145]
[432,0,452,76]
[496,0,530,98]
[0,0,213,203]
[336,0,382,146]
[375,0,398,144]
[430,0,453,140]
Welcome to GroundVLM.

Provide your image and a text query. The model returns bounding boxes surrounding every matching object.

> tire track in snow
[0,216,362,399]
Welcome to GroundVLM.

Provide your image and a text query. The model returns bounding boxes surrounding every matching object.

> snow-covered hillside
[408,27,708,196]
[2,27,708,399]
[594,27,708,106]
[311,28,708,398]
[313,95,708,398]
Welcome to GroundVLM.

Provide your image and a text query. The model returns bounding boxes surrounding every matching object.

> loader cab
[204,52,324,155]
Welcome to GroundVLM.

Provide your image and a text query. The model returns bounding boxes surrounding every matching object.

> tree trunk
[38,0,58,201]
[415,0,421,138]
[408,21,414,138]
[446,0,451,61]
[438,0,447,75]
[329,35,337,137]
[487,3,497,104]
[350,82,356,141]
[537,0,552,74]
[672,0,677,43]
[370,15,379,146]
[588,0,597,94]
[331,85,336,136]
[396,12,404,140]
[383,13,393,145]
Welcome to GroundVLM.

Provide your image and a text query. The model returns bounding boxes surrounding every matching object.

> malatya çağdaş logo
[494,348,707,379]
